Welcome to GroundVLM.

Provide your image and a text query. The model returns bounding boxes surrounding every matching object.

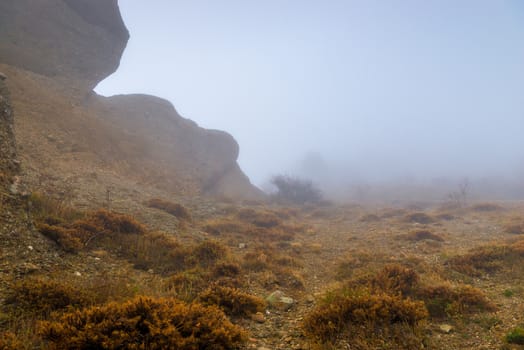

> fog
[96,1,524,200]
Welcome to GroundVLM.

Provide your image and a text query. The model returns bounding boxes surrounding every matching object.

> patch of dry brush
[39,296,247,349]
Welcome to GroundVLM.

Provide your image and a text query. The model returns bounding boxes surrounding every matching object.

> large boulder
[0,0,128,91]
[0,0,262,200]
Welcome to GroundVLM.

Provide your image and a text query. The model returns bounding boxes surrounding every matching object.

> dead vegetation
[399,229,444,242]
[3,191,523,349]
[146,198,192,221]
[38,296,247,349]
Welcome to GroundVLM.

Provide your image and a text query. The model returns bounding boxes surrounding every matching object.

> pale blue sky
[96,1,524,187]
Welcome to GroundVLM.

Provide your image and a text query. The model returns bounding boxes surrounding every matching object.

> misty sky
[96,1,524,188]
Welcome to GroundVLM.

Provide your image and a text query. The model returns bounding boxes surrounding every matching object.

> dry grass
[202,207,307,242]
[447,242,524,276]
[470,203,504,212]
[417,283,496,318]
[303,288,428,348]
[38,296,248,349]
[399,229,444,242]
[146,198,192,221]
[198,284,266,317]
[403,212,436,224]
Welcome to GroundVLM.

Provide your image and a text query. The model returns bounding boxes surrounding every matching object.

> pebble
[74,271,82,276]
[438,324,453,334]
[251,312,266,323]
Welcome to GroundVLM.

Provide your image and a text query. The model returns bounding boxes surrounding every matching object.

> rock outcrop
[0,0,262,201]
[0,0,128,91]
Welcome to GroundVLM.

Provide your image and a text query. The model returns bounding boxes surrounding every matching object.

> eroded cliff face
[0,0,262,201]
[0,0,128,91]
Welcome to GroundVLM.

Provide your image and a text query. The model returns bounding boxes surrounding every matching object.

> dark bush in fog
[271,175,322,204]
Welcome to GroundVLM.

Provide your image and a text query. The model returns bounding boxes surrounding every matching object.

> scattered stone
[27,245,33,251]
[251,311,266,323]
[238,242,246,249]
[9,176,21,194]
[266,290,295,311]
[305,294,315,304]
[74,271,82,277]
[20,262,39,274]
[0,72,6,80]
[439,324,453,334]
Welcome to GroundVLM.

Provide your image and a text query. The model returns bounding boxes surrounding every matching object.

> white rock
[27,245,34,251]
[439,324,453,334]
[74,271,82,276]
[266,290,295,311]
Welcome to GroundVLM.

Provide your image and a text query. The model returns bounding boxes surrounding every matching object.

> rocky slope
[0,76,63,301]
[0,0,262,202]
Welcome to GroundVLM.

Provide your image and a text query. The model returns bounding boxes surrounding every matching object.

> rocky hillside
[0,76,18,189]
[0,0,262,203]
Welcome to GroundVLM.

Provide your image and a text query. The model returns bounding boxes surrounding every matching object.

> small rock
[27,245,34,251]
[438,324,453,334]
[305,294,315,304]
[74,271,82,277]
[0,72,6,80]
[20,263,40,274]
[266,290,295,311]
[147,269,154,274]
[251,312,266,323]
[238,242,246,249]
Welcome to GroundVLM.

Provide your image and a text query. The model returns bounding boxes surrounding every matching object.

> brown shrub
[403,212,435,224]
[359,213,381,222]
[188,240,228,268]
[371,264,420,296]
[273,267,305,290]
[5,278,93,316]
[0,331,24,350]
[242,251,270,272]
[447,244,512,276]
[303,289,428,347]
[165,269,209,302]
[417,283,495,318]
[203,218,245,236]
[511,239,524,255]
[471,203,503,212]
[212,262,241,278]
[37,223,83,253]
[202,216,299,242]
[503,222,524,235]
[130,231,187,273]
[401,229,444,242]
[85,209,146,235]
[198,285,266,317]
[146,198,192,221]
[236,208,282,228]
[29,191,82,224]
[37,209,146,253]
[39,296,247,349]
